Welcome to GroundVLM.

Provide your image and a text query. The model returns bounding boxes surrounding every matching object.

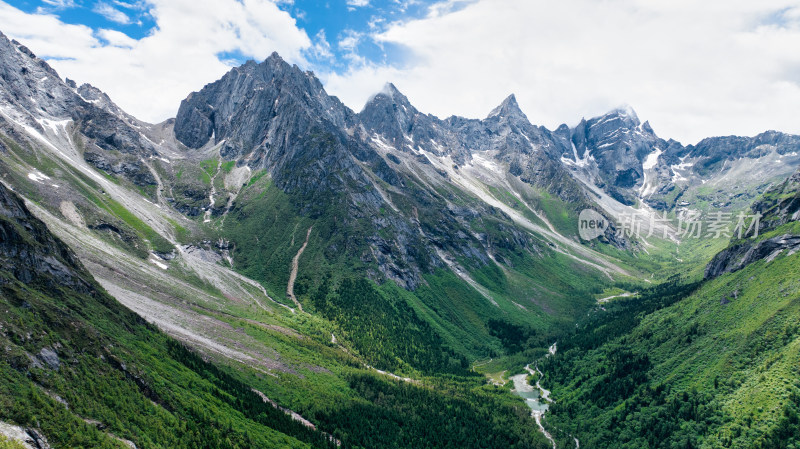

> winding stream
[511,343,578,449]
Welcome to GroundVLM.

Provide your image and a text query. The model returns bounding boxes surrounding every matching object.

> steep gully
[286,226,312,312]
[203,158,222,223]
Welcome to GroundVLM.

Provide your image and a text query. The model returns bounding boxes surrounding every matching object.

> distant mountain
[563,107,675,205]
[560,107,800,211]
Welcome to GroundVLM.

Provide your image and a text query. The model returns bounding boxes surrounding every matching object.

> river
[511,343,579,449]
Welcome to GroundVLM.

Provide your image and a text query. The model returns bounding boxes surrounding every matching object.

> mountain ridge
[178,54,800,215]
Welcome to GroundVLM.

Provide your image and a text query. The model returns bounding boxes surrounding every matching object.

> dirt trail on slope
[287,226,312,312]
[597,291,636,304]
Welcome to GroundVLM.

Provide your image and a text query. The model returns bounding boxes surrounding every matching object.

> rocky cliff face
[0,182,93,295]
[0,31,159,192]
[174,54,391,203]
[705,170,800,279]
[565,107,676,205]
[0,34,79,122]
[704,234,800,279]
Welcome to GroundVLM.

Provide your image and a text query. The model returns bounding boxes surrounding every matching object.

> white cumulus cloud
[41,0,77,9]
[93,2,132,24]
[322,0,800,144]
[0,0,312,123]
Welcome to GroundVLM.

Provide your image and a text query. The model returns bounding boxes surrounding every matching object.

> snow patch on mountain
[639,147,663,198]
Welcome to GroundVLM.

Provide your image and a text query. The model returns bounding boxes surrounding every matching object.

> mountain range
[1,29,799,448]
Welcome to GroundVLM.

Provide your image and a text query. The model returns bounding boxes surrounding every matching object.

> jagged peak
[219,52,315,92]
[581,104,642,132]
[604,104,640,125]
[77,82,103,95]
[362,82,414,113]
[255,52,292,73]
[487,93,526,120]
[226,52,291,76]
[265,51,284,63]
[76,83,120,112]
[380,82,402,98]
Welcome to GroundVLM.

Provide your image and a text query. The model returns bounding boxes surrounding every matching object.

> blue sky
[286,0,439,71]
[12,1,157,38]
[2,0,800,143]
[8,0,442,71]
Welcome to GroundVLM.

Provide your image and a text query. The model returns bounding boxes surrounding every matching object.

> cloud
[309,29,334,62]
[41,0,77,8]
[337,29,366,64]
[347,0,371,8]
[112,0,148,9]
[96,28,137,48]
[36,0,78,14]
[323,0,800,144]
[0,0,312,122]
[93,2,132,24]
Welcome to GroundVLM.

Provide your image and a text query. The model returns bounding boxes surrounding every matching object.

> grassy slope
[0,233,556,449]
[542,248,800,449]
[0,215,323,449]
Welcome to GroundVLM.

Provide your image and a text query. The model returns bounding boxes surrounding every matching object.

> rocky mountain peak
[0,31,161,187]
[567,106,668,205]
[76,83,134,121]
[379,82,403,99]
[359,82,421,147]
[174,52,349,152]
[486,93,526,121]
[0,31,78,123]
[589,105,641,130]
[266,51,283,63]
[362,82,415,114]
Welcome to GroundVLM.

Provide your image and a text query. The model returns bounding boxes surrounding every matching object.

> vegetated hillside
[539,176,800,448]
[0,181,557,449]
[0,181,328,448]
